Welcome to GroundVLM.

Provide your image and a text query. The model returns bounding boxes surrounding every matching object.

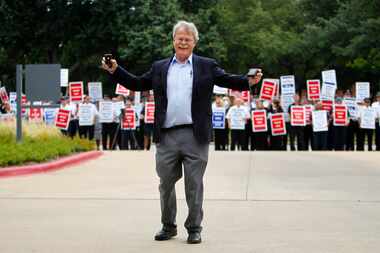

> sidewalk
[1,151,380,253]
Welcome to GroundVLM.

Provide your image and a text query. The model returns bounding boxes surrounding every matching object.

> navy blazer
[110,54,250,144]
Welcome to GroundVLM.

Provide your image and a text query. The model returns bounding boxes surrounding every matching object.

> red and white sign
[251,110,268,132]
[270,113,286,136]
[0,87,9,103]
[290,106,306,126]
[259,79,277,101]
[55,109,71,130]
[304,105,313,125]
[29,108,43,121]
[307,80,321,100]
[69,82,83,102]
[321,100,333,112]
[241,90,250,102]
[21,95,27,115]
[333,105,348,126]
[144,102,155,124]
[122,108,136,130]
[115,83,130,97]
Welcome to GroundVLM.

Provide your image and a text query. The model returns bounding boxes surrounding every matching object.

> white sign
[213,85,228,95]
[88,82,103,101]
[60,69,69,87]
[322,70,337,86]
[99,101,114,123]
[344,98,358,119]
[78,104,94,126]
[355,82,370,102]
[321,70,337,100]
[227,106,248,130]
[280,75,296,95]
[360,108,376,129]
[112,101,125,117]
[312,110,328,132]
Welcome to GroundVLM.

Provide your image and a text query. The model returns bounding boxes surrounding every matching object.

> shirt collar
[172,54,193,65]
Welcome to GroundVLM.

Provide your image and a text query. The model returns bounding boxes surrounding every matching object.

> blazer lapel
[192,54,200,98]
[161,57,172,97]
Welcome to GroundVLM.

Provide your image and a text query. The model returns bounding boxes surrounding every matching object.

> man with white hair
[102,20,262,244]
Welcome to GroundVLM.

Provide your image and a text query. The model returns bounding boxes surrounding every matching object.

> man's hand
[248,69,263,86]
[101,57,118,74]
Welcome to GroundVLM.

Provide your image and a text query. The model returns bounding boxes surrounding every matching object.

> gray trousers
[155,127,209,233]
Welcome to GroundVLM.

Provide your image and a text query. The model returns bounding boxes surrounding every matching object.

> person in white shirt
[357,98,374,151]
[372,92,380,151]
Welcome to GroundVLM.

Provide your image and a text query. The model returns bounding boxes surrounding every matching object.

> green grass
[0,121,95,167]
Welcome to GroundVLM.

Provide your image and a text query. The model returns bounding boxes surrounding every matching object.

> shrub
[0,121,95,167]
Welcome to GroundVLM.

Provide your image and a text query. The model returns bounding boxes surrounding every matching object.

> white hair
[172,20,199,42]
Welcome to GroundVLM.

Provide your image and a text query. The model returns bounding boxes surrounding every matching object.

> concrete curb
[0,151,103,179]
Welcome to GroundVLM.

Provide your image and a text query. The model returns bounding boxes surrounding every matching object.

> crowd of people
[1,88,380,152]
[212,89,380,151]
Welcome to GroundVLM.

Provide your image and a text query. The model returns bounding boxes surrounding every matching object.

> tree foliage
[0,0,379,93]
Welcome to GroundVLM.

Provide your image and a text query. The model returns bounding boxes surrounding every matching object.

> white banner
[227,106,248,130]
[312,110,328,132]
[360,108,376,129]
[60,69,69,87]
[88,82,103,102]
[78,104,94,126]
[321,70,337,100]
[213,85,228,95]
[99,101,114,123]
[355,82,370,103]
[280,75,296,95]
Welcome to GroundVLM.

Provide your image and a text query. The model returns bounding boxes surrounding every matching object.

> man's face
[173,27,196,61]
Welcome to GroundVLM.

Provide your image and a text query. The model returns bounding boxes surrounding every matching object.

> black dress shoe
[187,232,202,244]
[154,228,177,241]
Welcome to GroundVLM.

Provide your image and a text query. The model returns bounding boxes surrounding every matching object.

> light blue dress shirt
[163,54,194,128]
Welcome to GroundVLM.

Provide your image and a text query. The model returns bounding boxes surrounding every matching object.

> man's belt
[161,124,193,132]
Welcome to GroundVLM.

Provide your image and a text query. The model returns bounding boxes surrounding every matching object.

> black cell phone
[104,54,113,67]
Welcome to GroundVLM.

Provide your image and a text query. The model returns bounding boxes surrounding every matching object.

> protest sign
[355,82,370,102]
[312,110,328,132]
[321,100,334,112]
[78,104,94,126]
[88,82,103,101]
[280,75,296,95]
[305,105,313,125]
[259,79,277,101]
[144,102,155,124]
[115,83,130,97]
[333,105,348,126]
[122,108,136,130]
[290,106,306,126]
[213,85,228,95]
[307,80,321,100]
[44,108,57,125]
[212,107,226,129]
[0,87,9,103]
[99,101,114,123]
[55,109,71,130]
[60,69,69,87]
[270,113,286,136]
[344,98,358,119]
[252,110,268,132]
[321,70,337,100]
[29,108,43,121]
[69,82,83,102]
[360,108,376,129]
[227,106,248,130]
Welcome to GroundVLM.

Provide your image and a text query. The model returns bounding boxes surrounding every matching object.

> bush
[0,121,95,167]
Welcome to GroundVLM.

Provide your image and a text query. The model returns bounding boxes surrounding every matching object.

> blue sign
[212,108,226,129]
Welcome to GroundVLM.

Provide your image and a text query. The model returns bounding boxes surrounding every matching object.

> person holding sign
[251,99,269,150]
[268,99,285,150]
[102,21,262,244]
[288,94,306,151]
[372,92,380,151]
[78,95,98,140]
[332,98,348,150]
[357,98,375,151]
[142,95,155,150]
[120,98,138,150]
[212,95,228,151]
[226,97,250,151]
[312,102,330,150]
[343,89,359,150]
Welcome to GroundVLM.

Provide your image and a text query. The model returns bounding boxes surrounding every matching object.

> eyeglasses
[174,38,194,43]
